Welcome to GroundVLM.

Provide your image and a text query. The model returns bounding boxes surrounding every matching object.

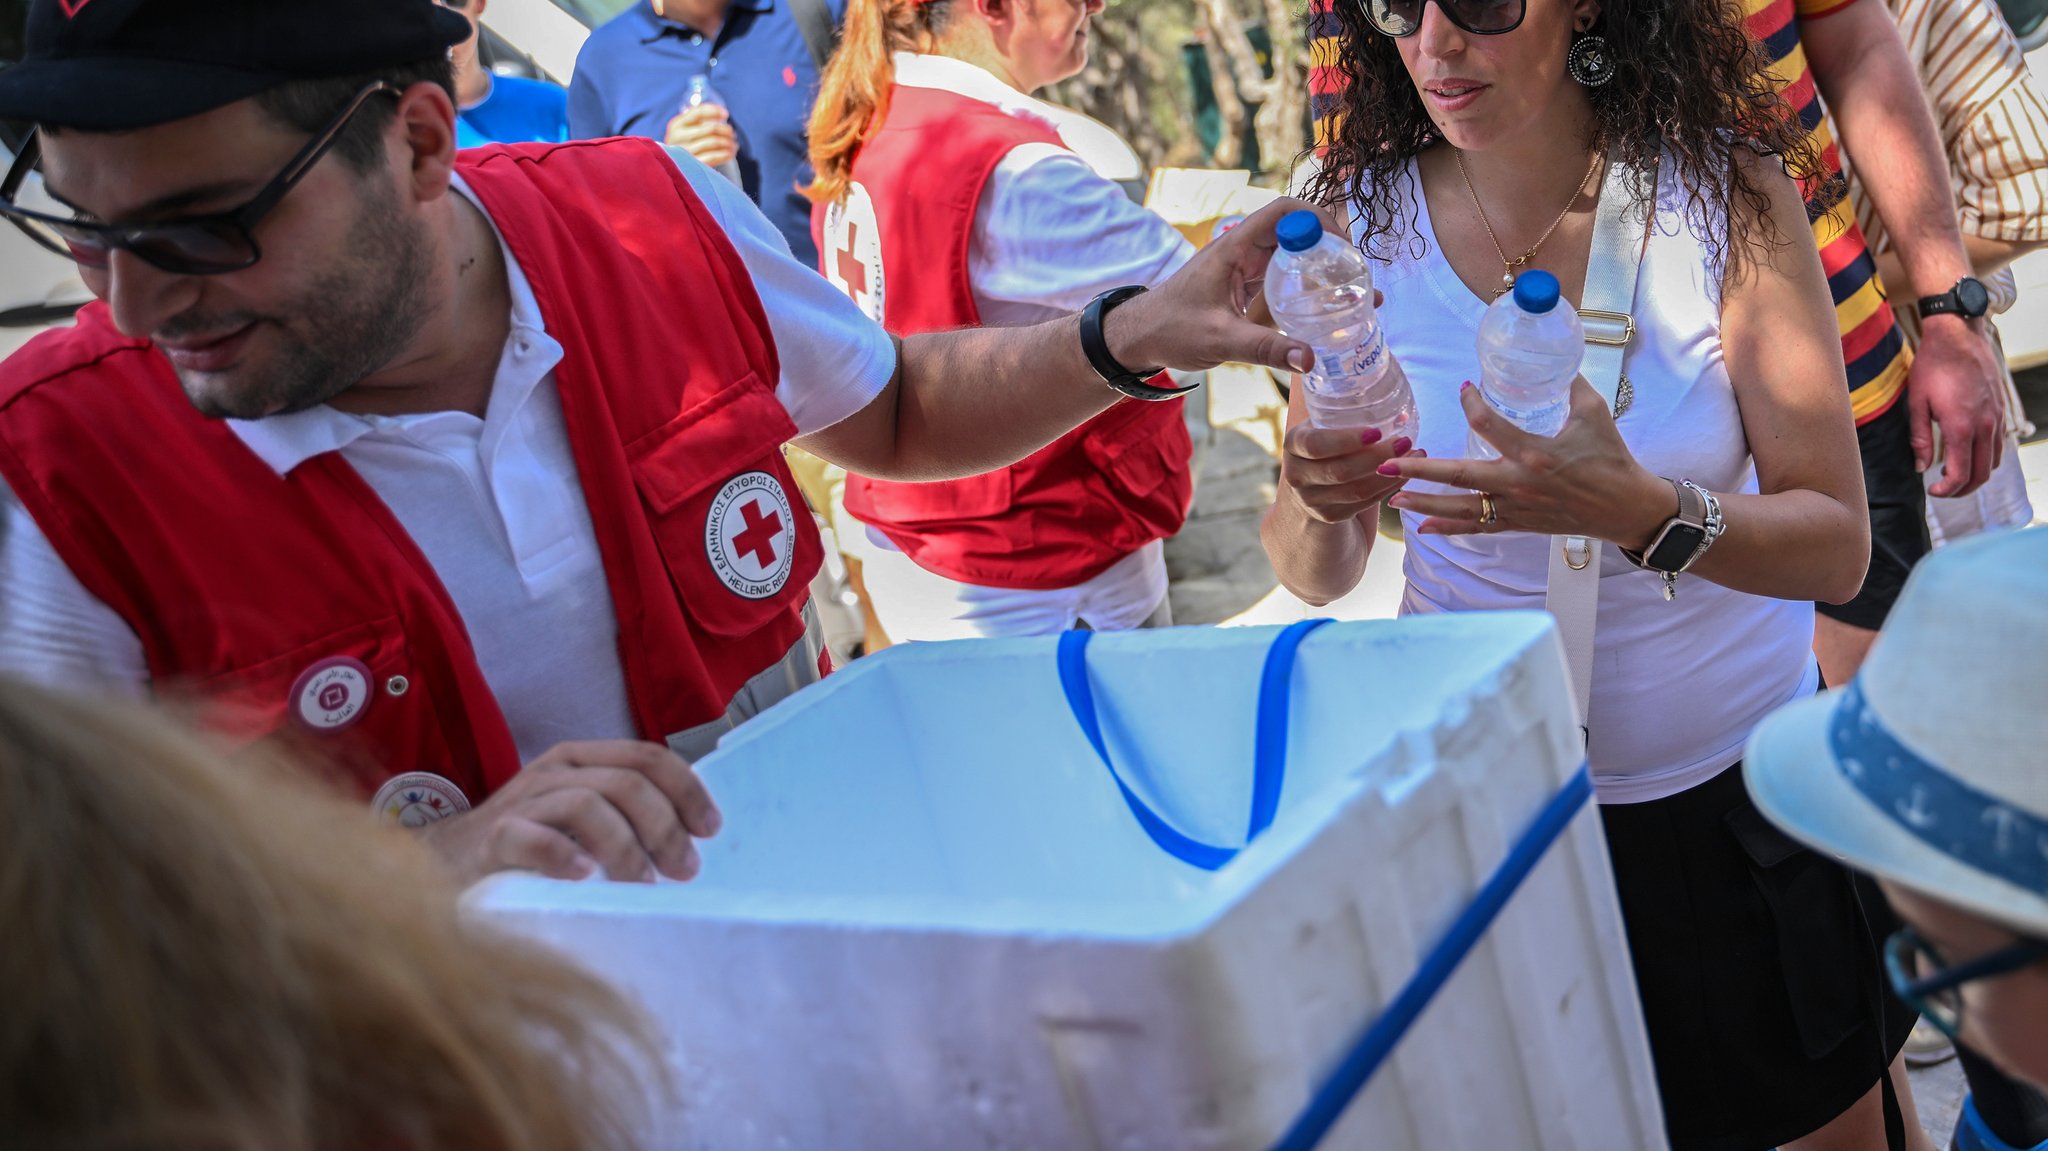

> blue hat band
[1830,680,2048,895]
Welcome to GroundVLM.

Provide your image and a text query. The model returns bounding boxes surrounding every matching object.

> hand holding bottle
[666,75,740,179]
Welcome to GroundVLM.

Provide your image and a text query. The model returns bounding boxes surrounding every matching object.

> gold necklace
[1455,148,1604,298]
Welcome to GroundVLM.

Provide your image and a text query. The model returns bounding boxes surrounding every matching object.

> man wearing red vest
[0,0,1315,886]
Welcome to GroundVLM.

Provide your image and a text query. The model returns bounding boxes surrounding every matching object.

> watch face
[1957,277,1991,317]
[1644,523,1708,572]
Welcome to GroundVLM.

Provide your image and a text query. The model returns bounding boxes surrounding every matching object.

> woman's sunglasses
[1365,0,1527,38]
[0,82,398,277]
[1885,925,2048,1041]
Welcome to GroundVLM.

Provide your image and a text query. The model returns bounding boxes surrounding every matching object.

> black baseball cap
[0,0,471,131]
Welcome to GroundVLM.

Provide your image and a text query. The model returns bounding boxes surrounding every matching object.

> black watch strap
[1079,287,1197,402]
[1916,276,1990,320]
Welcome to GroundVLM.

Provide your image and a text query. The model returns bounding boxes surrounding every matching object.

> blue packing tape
[1270,764,1596,1151]
[1056,618,1334,871]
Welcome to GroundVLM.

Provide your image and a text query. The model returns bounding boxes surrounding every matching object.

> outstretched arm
[796,199,1315,481]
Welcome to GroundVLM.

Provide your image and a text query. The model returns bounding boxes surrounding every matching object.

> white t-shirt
[0,148,896,765]
[860,54,1192,630]
[1363,159,1819,804]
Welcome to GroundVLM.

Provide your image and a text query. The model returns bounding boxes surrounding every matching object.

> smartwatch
[1079,287,1200,402]
[1621,478,1716,599]
[1916,276,1991,321]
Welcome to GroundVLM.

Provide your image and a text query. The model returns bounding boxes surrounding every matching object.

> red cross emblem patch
[704,470,799,600]
[821,181,885,322]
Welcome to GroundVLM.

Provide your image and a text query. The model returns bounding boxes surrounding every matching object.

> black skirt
[1599,761,1915,1151]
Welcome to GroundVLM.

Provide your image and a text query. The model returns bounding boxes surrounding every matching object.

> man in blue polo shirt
[569,0,840,266]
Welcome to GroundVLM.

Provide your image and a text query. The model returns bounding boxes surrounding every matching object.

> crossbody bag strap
[787,0,840,76]
[1544,156,1651,737]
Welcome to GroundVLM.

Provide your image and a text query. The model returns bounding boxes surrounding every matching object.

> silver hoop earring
[1567,34,1616,87]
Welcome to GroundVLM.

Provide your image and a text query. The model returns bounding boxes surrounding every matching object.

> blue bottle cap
[1275,210,1324,253]
[1511,269,1562,314]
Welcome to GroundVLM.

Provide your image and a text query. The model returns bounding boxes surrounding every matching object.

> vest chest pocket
[853,466,1015,523]
[191,616,457,801]
[628,379,819,636]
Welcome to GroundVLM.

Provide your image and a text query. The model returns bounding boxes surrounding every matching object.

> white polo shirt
[0,148,895,765]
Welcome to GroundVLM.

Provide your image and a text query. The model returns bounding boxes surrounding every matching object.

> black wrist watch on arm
[1916,276,1991,321]
[1079,286,1200,402]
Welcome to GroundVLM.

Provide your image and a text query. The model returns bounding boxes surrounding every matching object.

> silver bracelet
[1679,479,1724,569]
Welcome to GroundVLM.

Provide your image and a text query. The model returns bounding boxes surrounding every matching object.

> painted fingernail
[1377,461,1403,477]
[1287,348,1312,372]
[1388,494,1409,508]
[1389,436,1413,455]
[1359,427,1383,446]
[1409,448,1428,458]
[1460,380,1475,391]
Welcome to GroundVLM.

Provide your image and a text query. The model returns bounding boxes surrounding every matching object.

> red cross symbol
[733,498,784,569]
[835,222,869,308]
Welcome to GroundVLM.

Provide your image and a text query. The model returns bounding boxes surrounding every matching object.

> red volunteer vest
[814,85,1193,590]
[0,138,822,804]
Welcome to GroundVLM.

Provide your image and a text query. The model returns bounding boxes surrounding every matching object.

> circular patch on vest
[370,772,473,828]
[705,470,798,600]
[822,181,886,322]
[288,656,374,732]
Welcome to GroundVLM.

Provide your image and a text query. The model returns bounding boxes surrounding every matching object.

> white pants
[854,534,1171,642]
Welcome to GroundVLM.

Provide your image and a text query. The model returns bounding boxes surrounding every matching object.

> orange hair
[805,0,956,206]
[0,677,667,1150]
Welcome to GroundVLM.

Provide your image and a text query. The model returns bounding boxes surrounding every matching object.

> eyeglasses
[1885,925,2048,1041]
[0,82,399,276]
[1365,0,1527,37]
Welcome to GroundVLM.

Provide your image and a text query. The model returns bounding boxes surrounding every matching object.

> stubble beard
[179,177,435,422]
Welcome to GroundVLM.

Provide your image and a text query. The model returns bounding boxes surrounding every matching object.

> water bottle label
[1329,325,1387,380]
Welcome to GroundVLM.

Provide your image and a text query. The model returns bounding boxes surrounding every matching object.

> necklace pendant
[1500,268,1517,290]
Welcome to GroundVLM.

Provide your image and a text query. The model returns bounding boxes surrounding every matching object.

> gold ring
[1478,493,1499,525]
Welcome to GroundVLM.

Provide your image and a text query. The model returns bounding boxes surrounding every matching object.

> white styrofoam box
[469,614,1667,1150]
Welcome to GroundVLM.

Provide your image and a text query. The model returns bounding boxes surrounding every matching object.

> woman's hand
[1380,377,1674,548]
[1280,424,1420,525]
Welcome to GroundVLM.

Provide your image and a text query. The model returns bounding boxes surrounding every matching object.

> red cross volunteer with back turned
[807,0,1204,640]
[0,0,1319,886]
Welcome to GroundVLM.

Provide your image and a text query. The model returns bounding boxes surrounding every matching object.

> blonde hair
[0,677,665,1150]
[805,0,955,206]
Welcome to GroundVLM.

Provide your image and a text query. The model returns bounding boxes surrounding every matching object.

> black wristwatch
[1916,276,1991,320]
[1079,286,1199,402]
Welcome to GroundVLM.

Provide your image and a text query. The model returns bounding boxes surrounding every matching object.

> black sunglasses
[0,82,399,277]
[1885,925,2048,1041]
[1365,0,1527,37]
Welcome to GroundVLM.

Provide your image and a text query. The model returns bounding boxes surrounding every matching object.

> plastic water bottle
[682,75,743,187]
[1469,270,1584,459]
[1263,210,1416,439]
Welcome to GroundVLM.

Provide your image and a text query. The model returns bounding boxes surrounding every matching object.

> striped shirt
[1846,0,2048,338]
[1305,0,1913,424]
[1744,0,1913,424]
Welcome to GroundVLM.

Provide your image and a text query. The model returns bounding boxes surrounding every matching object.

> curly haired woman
[1261,0,1929,1144]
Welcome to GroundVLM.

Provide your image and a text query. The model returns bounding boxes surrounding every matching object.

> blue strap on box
[1271,763,1593,1150]
[1054,618,1595,1148]
[1057,617,1334,870]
